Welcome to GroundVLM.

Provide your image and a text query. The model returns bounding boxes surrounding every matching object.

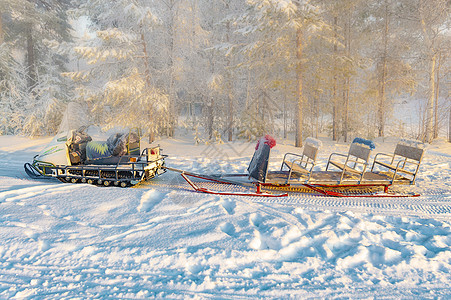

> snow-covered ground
[0,135,450,298]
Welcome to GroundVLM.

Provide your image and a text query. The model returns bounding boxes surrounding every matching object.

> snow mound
[400,138,426,149]
[137,189,165,212]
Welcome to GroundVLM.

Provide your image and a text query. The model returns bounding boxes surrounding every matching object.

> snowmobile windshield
[85,126,131,142]
[57,102,91,134]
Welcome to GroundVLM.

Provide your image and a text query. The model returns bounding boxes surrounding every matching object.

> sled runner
[24,103,166,187]
[166,136,424,198]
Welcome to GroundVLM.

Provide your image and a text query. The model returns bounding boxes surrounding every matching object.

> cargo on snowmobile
[24,102,166,187]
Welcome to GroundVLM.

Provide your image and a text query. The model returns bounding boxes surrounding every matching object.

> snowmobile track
[251,193,451,217]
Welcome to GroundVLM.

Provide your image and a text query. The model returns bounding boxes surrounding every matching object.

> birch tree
[357,0,416,138]
[399,0,450,142]
[198,0,244,142]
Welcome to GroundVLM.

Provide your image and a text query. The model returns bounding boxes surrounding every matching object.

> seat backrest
[126,133,140,155]
[248,135,276,182]
[349,143,372,162]
[394,140,425,162]
[86,141,112,161]
[303,137,321,161]
[348,138,375,162]
[248,143,271,182]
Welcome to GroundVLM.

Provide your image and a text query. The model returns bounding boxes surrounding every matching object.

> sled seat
[371,139,425,184]
[281,137,321,183]
[326,137,375,184]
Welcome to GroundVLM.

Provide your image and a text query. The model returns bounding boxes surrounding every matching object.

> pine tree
[0,0,73,135]
[69,0,170,139]
[0,43,29,134]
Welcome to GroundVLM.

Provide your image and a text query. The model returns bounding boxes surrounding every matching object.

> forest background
[0,0,449,147]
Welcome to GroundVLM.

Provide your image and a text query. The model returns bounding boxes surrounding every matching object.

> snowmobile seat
[67,129,92,165]
[371,139,425,184]
[85,141,114,164]
[85,132,140,165]
[326,137,375,184]
[281,137,321,183]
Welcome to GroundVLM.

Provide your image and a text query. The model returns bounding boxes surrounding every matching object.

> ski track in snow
[0,136,450,298]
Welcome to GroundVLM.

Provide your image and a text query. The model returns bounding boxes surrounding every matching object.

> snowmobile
[24,103,166,187]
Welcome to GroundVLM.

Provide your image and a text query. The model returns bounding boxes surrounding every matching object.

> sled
[166,136,423,198]
[24,103,166,187]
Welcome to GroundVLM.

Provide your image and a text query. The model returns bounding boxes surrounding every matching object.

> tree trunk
[332,16,339,141]
[227,90,233,141]
[314,88,319,139]
[26,25,37,91]
[206,53,216,141]
[207,97,214,140]
[433,51,441,139]
[425,53,436,143]
[295,28,304,148]
[343,80,349,143]
[378,1,389,137]
[140,32,152,90]
[0,13,4,44]
[283,93,287,139]
[342,17,351,143]
[418,0,439,143]
[149,130,155,144]
[167,0,177,138]
[449,106,451,143]
[140,30,157,141]
[225,2,233,142]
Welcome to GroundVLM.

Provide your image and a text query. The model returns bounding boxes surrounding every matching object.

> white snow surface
[0,135,450,298]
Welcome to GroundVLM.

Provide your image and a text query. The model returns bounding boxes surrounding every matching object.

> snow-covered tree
[69,0,170,141]
[156,0,211,138]
[412,0,449,142]
[0,0,73,135]
[355,0,416,138]
[1,0,448,143]
[0,43,28,134]
[232,0,332,146]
